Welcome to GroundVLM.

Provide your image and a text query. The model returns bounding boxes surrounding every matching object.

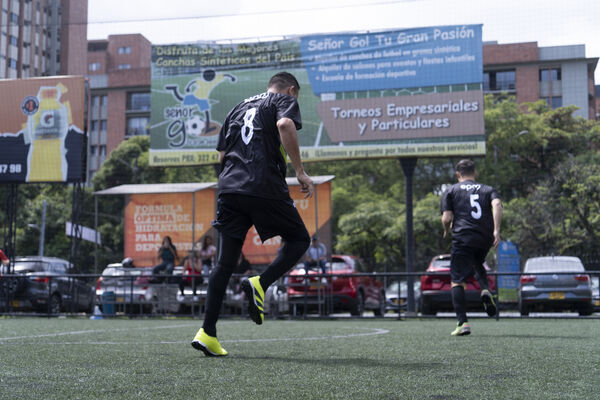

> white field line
[0,326,389,345]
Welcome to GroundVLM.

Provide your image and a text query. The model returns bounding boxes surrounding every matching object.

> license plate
[595,300,600,306]
[116,297,125,303]
[393,299,399,305]
[399,299,405,305]
[549,292,565,300]
[11,300,19,307]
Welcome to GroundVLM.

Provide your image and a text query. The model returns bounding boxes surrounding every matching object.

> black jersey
[441,180,500,249]
[216,92,302,199]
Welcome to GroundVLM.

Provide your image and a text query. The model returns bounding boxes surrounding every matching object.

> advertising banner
[123,190,215,267]
[0,76,86,183]
[150,25,484,166]
[242,181,332,265]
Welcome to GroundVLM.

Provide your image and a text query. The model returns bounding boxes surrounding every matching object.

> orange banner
[124,190,215,267]
[242,182,332,265]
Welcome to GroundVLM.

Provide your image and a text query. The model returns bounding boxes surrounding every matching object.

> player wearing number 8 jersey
[441,159,502,336]
[191,72,313,357]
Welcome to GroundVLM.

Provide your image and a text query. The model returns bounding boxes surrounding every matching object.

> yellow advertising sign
[0,76,86,183]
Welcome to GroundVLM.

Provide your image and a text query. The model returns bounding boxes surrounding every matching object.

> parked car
[420,254,496,315]
[0,256,95,314]
[591,276,600,312]
[287,255,385,316]
[385,280,421,312]
[518,256,593,316]
[96,264,182,314]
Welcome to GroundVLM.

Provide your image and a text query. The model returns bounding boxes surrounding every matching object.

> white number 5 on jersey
[470,194,482,219]
[241,108,257,145]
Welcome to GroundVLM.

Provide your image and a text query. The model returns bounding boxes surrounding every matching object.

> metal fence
[0,270,598,319]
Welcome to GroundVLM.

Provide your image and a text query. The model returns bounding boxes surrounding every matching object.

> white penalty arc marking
[0,326,389,345]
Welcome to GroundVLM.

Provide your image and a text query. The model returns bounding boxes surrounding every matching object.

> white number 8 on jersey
[241,107,257,145]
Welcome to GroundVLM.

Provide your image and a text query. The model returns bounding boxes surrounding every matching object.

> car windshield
[329,261,349,271]
[525,259,584,273]
[13,262,45,273]
[432,259,451,268]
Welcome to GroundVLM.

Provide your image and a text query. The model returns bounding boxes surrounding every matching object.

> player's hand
[493,230,501,249]
[297,171,314,198]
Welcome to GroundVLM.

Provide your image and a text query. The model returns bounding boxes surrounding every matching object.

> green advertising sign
[150,25,485,166]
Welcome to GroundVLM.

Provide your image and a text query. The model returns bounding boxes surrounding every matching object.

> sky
[87,0,600,81]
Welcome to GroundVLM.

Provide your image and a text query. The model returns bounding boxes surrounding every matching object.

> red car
[420,254,496,315]
[287,255,385,316]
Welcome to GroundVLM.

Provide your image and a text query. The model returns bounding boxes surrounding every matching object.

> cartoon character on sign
[164,69,236,137]
[22,84,71,182]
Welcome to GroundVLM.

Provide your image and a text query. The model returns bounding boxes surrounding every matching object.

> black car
[0,256,95,314]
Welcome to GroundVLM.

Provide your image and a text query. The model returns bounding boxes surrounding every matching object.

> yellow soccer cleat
[191,328,228,357]
[451,323,471,336]
[241,276,265,325]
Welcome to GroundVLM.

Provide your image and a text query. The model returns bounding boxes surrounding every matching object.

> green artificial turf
[0,317,598,399]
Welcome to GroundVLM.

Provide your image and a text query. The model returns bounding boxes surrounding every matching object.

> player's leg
[191,233,242,357]
[242,196,310,325]
[450,250,471,336]
[473,248,497,317]
[192,194,251,356]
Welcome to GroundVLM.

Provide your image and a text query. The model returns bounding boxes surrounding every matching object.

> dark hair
[202,235,213,250]
[268,72,300,92]
[455,159,476,176]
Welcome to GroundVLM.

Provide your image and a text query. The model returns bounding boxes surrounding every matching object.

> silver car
[96,264,181,314]
[519,256,593,316]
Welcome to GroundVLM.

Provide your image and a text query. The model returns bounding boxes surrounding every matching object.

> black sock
[259,237,310,289]
[451,285,468,325]
[202,233,243,337]
[473,264,489,292]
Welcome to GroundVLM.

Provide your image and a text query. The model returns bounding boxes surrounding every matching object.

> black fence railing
[0,271,598,319]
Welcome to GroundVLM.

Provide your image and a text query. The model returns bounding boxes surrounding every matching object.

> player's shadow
[232,355,444,370]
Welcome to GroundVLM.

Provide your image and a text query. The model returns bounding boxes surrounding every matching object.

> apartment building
[0,0,86,78]
[483,41,597,119]
[86,34,151,181]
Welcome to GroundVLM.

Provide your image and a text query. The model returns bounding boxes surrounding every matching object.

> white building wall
[561,61,589,118]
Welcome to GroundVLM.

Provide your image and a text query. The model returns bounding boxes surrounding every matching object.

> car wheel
[350,291,364,316]
[519,301,529,316]
[373,291,386,317]
[578,303,593,316]
[419,297,435,316]
[49,294,61,315]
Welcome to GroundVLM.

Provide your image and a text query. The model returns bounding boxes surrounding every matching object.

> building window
[118,46,131,54]
[9,35,17,46]
[126,117,150,136]
[117,64,131,70]
[10,12,18,24]
[541,96,562,109]
[88,62,100,71]
[483,70,516,91]
[539,68,561,81]
[127,92,151,111]
[90,145,96,155]
[8,58,17,69]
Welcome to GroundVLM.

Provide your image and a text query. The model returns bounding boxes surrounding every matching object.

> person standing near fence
[191,72,313,357]
[0,248,9,268]
[441,159,502,336]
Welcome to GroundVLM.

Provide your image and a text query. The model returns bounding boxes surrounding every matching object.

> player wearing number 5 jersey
[441,159,502,336]
[191,72,313,357]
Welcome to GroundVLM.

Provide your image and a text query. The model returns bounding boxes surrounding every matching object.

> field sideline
[0,317,598,399]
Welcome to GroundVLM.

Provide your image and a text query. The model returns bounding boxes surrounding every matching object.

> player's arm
[492,198,503,249]
[218,151,225,163]
[441,211,453,238]
[277,117,314,198]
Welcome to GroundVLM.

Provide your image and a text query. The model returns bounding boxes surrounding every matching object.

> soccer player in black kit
[191,72,313,356]
[441,159,502,336]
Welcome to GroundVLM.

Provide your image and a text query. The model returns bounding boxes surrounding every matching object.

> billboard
[123,190,216,267]
[150,25,484,166]
[0,76,86,183]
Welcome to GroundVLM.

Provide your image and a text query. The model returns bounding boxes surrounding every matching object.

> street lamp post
[28,200,47,257]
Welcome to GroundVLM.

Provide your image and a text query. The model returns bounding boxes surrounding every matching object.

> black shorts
[212,193,309,243]
[450,245,489,283]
